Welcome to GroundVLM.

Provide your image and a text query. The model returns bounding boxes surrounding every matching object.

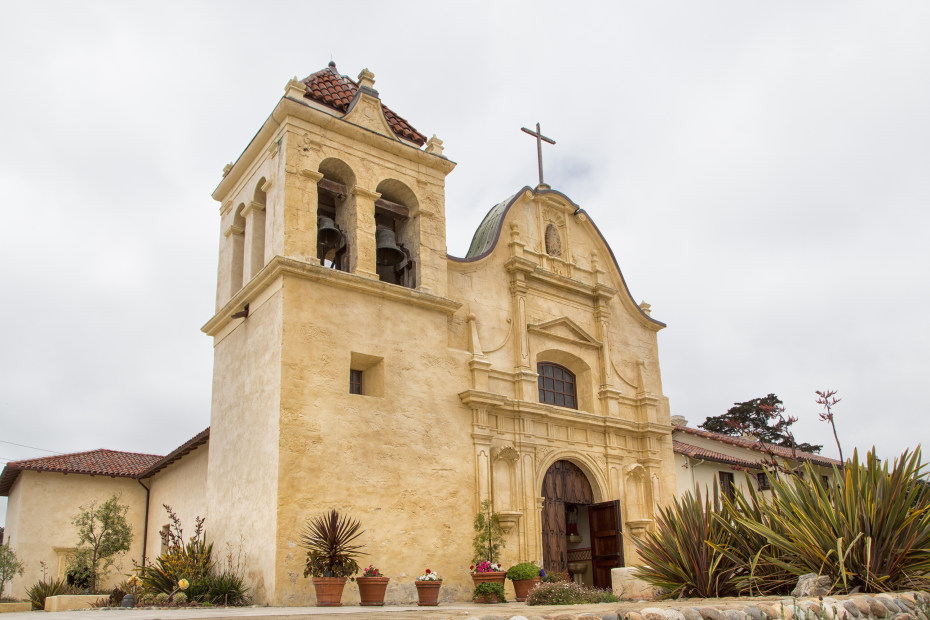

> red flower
[425,569,431,574]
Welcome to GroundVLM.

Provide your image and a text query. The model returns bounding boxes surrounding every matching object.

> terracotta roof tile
[300,63,426,146]
[0,449,162,495]
[674,425,841,467]
[673,440,762,470]
[140,428,209,478]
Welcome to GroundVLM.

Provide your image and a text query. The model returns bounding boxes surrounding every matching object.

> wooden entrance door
[588,500,624,588]
[540,460,593,576]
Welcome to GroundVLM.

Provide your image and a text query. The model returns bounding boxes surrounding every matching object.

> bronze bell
[317,216,343,248]
[376,228,405,266]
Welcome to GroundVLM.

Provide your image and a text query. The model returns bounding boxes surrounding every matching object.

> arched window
[537,362,577,409]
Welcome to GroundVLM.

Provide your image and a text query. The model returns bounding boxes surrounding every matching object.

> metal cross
[521,122,556,188]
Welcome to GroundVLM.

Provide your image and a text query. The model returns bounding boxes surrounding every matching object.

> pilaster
[284,167,322,262]
[350,185,381,279]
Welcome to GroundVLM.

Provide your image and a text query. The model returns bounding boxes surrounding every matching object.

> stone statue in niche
[545,223,562,257]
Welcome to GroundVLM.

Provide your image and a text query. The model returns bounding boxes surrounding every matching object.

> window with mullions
[349,369,363,395]
[537,362,577,409]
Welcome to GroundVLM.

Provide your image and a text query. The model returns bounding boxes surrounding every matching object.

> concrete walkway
[0,600,664,620]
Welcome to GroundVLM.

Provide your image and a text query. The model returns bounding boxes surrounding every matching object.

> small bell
[376,228,405,266]
[317,217,343,248]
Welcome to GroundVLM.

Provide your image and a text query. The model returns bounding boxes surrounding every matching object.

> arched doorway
[541,460,624,588]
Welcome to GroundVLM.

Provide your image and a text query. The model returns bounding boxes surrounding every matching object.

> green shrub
[203,569,250,606]
[140,593,154,606]
[506,562,541,581]
[26,578,67,610]
[740,449,930,593]
[472,581,506,602]
[634,487,740,598]
[174,591,188,604]
[154,592,169,605]
[635,449,930,597]
[711,477,798,596]
[526,580,617,605]
[138,506,212,600]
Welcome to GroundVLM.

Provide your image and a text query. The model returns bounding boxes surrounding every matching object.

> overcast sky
[2,2,929,525]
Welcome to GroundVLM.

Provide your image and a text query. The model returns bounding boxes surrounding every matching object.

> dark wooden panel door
[588,500,624,589]
[541,460,594,575]
[541,496,566,575]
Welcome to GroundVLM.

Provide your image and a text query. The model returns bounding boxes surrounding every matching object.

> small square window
[349,369,363,395]
[719,472,736,499]
[756,472,771,490]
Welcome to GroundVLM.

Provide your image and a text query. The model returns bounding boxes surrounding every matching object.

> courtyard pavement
[0,596,791,620]
[0,602,627,619]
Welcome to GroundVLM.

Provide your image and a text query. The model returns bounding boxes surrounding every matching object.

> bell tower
[202,62,459,605]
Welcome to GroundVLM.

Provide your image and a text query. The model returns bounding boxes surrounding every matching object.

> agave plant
[633,487,740,598]
[738,448,930,593]
[300,509,365,578]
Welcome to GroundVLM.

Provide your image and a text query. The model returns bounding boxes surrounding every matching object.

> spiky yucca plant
[300,509,365,578]
[634,487,740,598]
[739,449,930,593]
[711,475,797,596]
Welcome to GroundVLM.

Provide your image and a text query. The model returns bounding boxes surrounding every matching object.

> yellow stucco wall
[143,442,210,563]
[3,471,146,598]
[205,282,283,605]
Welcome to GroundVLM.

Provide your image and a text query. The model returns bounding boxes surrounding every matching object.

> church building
[1,62,679,605]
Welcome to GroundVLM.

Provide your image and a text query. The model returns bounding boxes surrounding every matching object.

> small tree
[0,541,25,600]
[69,494,133,591]
[472,499,505,565]
[700,394,823,454]
[816,389,844,464]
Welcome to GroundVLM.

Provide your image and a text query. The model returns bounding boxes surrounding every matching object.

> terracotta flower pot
[414,580,441,606]
[512,578,540,602]
[471,571,506,587]
[356,576,389,606]
[312,576,347,606]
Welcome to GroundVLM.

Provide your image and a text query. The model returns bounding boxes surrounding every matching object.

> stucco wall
[143,442,210,563]
[206,284,282,605]
[3,471,146,598]
[273,274,474,605]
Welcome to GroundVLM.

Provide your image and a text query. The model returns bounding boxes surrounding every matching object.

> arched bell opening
[374,179,417,288]
[540,459,623,589]
[316,158,356,271]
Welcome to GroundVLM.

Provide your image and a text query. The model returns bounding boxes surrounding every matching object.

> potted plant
[355,564,389,606]
[471,500,506,587]
[506,562,542,601]
[414,569,441,606]
[300,509,365,607]
[472,581,507,604]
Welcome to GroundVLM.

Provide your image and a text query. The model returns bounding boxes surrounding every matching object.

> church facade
[2,62,679,605]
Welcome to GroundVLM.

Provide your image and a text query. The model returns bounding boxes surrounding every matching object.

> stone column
[282,168,322,263]
[241,199,266,281]
[349,185,381,279]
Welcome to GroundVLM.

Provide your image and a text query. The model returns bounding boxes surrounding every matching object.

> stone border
[460,591,929,620]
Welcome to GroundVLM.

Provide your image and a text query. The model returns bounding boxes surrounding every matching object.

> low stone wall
[44,594,104,612]
[628,591,929,620]
[0,602,31,613]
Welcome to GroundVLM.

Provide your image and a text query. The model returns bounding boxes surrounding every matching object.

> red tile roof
[0,449,163,495]
[673,440,761,470]
[673,425,841,467]
[140,428,209,478]
[0,428,212,496]
[301,62,427,146]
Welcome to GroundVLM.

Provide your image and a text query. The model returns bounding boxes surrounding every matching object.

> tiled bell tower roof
[301,61,427,146]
